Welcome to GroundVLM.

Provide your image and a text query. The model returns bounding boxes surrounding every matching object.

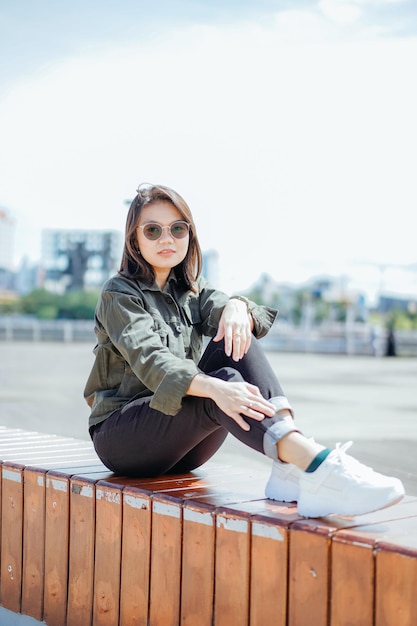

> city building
[378,294,417,315]
[0,207,15,271]
[202,249,219,286]
[0,207,16,294]
[14,257,41,295]
[41,229,123,293]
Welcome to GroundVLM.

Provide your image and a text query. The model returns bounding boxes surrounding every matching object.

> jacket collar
[136,270,178,293]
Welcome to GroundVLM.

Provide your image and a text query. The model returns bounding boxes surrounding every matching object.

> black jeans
[91,338,290,476]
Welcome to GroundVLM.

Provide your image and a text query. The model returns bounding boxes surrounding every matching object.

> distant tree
[0,294,20,314]
[314,299,331,324]
[18,288,99,320]
[332,301,348,323]
[20,288,61,319]
[58,290,99,319]
[370,309,417,331]
[385,309,417,331]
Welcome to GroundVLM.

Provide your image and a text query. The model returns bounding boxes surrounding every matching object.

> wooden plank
[98,470,211,494]
[332,513,417,626]
[120,487,152,626]
[63,464,109,475]
[288,523,331,626]
[0,463,24,613]
[100,464,267,500]
[44,471,70,626]
[0,437,91,453]
[214,507,251,626]
[67,475,98,626]
[174,470,272,506]
[181,501,215,626]
[93,480,123,626]
[376,545,417,626]
[35,456,105,469]
[149,494,183,626]
[21,467,46,620]
[0,437,95,465]
[250,515,289,626]
[213,498,299,626]
[330,538,374,626]
[331,503,417,626]
[0,428,100,470]
[3,449,99,465]
[0,431,63,446]
[287,499,417,626]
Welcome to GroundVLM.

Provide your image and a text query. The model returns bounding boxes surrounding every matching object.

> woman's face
[136,200,190,287]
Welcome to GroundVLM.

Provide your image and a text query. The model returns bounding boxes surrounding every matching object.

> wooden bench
[0,425,416,626]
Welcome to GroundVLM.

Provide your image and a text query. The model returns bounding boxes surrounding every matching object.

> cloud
[318,0,363,24]
[0,9,416,298]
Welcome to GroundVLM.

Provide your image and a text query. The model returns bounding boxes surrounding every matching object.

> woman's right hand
[188,374,276,431]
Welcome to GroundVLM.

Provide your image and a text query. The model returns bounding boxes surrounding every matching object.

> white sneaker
[297,441,405,518]
[265,459,302,503]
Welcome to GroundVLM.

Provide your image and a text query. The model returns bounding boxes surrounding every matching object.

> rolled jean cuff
[263,412,301,461]
[269,395,293,417]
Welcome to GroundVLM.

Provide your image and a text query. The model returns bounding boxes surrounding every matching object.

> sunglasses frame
[138,220,190,241]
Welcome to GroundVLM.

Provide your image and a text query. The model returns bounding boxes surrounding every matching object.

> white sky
[1,0,417,303]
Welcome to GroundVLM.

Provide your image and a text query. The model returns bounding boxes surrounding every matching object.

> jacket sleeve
[195,277,278,339]
[98,290,200,416]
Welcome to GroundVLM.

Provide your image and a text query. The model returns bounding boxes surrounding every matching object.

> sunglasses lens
[141,221,189,240]
[171,222,189,238]
[143,223,162,240]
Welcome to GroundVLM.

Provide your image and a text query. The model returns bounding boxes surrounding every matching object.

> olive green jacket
[84,272,277,427]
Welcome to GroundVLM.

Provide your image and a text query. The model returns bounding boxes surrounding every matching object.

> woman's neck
[154,269,171,290]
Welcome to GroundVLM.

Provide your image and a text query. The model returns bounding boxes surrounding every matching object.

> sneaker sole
[297,485,405,518]
[265,482,299,503]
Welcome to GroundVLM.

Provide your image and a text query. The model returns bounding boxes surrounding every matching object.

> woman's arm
[213,297,254,361]
[98,287,200,416]
[187,372,276,431]
[195,277,277,343]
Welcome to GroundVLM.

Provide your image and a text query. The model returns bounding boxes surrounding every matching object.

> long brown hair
[119,183,203,291]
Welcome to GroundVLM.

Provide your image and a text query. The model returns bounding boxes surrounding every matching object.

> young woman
[84,183,404,517]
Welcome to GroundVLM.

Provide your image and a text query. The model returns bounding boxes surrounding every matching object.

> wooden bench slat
[93,481,123,626]
[214,507,251,626]
[289,524,330,626]
[376,549,417,626]
[21,467,46,621]
[66,475,97,626]
[331,540,375,626]
[44,471,70,626]
[120,487,152,626]
[181,501,215,626]
[149,494,183,626]
[250,514,289,626]
[0,463,24,614]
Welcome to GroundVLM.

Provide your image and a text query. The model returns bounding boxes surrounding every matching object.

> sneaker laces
[333,441,376,478]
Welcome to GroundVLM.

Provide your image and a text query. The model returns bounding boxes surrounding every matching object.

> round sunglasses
[138,221,190,241]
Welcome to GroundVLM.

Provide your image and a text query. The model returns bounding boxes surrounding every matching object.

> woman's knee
[208,366,244,384]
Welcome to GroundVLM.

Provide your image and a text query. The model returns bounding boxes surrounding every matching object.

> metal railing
[1,316,417,356]
[0,317,95,343]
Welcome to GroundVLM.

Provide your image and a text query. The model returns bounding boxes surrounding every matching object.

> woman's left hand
[213,299,253,361]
